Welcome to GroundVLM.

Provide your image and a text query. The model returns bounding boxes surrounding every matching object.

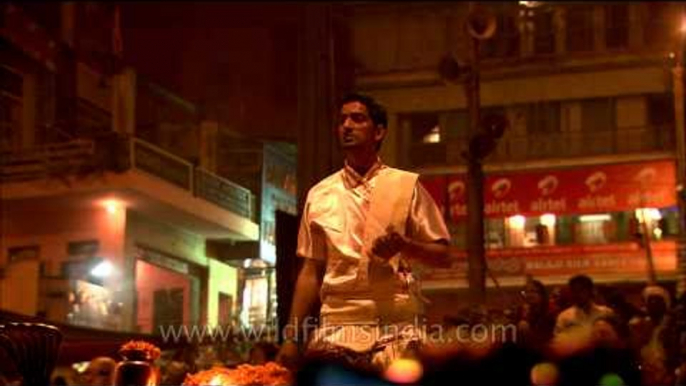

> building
[344,2,683,317]
[0,2,258,337]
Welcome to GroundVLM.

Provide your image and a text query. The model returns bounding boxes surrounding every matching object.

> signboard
[421,240,677,284]
[420,159,676,220]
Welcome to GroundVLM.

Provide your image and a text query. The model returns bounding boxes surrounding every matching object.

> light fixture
[579,214,611,222]
[540,213,556,228]
[635,208,662,223]
[519,1,542,8]
[422,126,441,144]
[509,215,526,229]
[90,260,113,278]
[103,199,120,214]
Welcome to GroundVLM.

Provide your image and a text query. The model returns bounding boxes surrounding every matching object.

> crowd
[415,274,686,386]
[30,274,685,386]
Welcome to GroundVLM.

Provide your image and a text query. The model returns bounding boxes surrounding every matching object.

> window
[526,102,561,134]
[605,4,629,49]
[399,112,446,167]
[0,65,23,151]
[576,214,613,244]
[644,3,672,49]
[482,6,521,59]
[581,98,615,132]
[646,93,674,128]
[533,8,556,55]
[406,113,440,144]
[566,5,595,53]
[442,110,469,141]
[8,245,39,263]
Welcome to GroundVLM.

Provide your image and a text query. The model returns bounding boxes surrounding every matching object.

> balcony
[1,135,258,240]
[490,125,675,162]
[408,125,675,168]
[1,135,256,221]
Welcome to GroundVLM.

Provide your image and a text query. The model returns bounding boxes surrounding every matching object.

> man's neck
[577,302,594,313]
[345,151,378,177]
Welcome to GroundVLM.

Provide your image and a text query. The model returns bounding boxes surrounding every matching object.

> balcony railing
[490,125,675,162]
[1,135,256,221]
[408,125,675,167]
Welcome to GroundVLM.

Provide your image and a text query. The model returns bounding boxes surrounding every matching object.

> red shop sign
[420,159,676,220]
[422,240,677,283]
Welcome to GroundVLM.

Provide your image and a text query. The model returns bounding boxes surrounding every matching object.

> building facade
[0,2,258,334]
[345,2,683,315]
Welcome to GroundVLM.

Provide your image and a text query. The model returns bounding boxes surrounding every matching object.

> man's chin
[339,142,360,149]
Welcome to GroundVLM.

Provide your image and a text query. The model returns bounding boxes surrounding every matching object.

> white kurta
[297,158,449,357]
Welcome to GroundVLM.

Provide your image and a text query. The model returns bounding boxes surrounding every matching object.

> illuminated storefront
[419,159,678,288]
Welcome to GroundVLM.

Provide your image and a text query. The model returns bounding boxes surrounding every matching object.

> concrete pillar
[296,3,342,210]
[112,67,136,136]
[60,2,76,48]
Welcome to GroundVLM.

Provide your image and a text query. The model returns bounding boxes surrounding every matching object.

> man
[554,275,613,337]
[276,93,451,373]
[629,285,678,386]
[81,356,117,386]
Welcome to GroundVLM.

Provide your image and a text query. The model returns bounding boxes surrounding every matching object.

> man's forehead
[340,101,369,115]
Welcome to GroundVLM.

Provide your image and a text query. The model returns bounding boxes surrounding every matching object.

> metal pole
[466,16,486,303]
[640,208,657,284]
[674,10,686,296]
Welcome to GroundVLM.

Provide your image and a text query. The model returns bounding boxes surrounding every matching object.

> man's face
[83,357,116,386]
[570,284,592,307]
[646,295,667,317]
[336,101,384,151]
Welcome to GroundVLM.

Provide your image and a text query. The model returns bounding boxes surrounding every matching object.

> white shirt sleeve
[407,182,451,244]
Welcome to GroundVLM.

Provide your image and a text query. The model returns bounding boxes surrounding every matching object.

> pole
[465,9,486,303]
[674,6,686,297]
[640,208,657,284]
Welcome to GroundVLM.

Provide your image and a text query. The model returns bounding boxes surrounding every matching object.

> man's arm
[372,230,451,268]
[283,258,325,340]
[277,258,324,368]
[400,238,451,268]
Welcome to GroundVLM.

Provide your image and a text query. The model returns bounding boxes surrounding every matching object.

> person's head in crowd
[642,285,671,320]
[568,275,595,309]
[82,356,116,386]
[523,279,548,312]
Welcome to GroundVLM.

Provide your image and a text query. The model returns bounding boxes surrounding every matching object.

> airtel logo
[448,180,466,200]
[492,178,512,199]
[585,171,607,193]
[634,167,657,186]
[538,175,558,196]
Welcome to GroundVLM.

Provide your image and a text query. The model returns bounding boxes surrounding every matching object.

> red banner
[420,160,676,220]
[422,241,677,282]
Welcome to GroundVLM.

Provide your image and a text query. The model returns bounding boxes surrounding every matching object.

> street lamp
[674,4,686,297]
[439,2,509,302]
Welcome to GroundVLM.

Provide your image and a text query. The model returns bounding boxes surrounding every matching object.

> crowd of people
[411,274,686,386]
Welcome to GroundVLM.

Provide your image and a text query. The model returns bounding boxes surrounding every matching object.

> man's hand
[371,226,408,261]
[276,339,300,370]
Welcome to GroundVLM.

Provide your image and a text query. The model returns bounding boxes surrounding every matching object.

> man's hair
[568,274,594,290]
[338,92,388,129]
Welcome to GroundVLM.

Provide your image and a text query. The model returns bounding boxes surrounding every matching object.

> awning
[420,159,676,220]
